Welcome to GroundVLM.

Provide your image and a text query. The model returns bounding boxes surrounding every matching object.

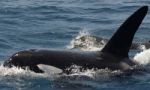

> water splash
[0,65,39,77]
[67,30,104,51]
[67,29,90,49]
[133,49,150,65]
[62,65,123,80]
[68,68,122,80]
[0,63,62,80]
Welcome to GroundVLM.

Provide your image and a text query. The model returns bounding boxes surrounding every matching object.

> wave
[67,29,103,51]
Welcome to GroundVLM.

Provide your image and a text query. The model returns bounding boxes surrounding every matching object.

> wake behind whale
[3,6,149,75]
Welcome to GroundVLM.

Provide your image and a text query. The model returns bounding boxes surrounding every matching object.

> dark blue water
[0,0,150,90]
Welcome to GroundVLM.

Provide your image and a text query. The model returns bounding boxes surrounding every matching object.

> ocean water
[0,0,150,90]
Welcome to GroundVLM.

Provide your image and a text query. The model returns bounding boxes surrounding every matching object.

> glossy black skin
[4,49,136,73]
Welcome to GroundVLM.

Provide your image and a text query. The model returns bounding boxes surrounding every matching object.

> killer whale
[3,6,148,74]
[73,35,150,50]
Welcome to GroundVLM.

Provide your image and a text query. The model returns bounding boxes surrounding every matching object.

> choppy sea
[0,0,150,90]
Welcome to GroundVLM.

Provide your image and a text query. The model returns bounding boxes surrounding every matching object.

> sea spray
[0,63,60,80]
[67,30,103,51]
[133,49,150,65]
[67,29,90,49]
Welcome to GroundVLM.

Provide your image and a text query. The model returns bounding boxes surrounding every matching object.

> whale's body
[4,49,135,73]
[4,6,148,74]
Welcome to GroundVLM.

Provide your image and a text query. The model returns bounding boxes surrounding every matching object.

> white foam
[67,29,90,49]
[0,63,60,79]
[67,30,103,51]
[0,63,123,81]
[0,64,37,77]
[65,68,122,80]
[64,65,122,79]
[139,45,146,51]
[133,49,150,65]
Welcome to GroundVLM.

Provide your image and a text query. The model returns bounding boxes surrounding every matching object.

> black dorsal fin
[101,6,148,58]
